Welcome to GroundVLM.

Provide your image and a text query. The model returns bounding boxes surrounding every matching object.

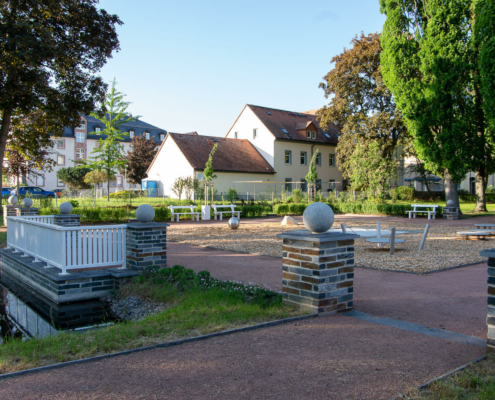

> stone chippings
[281,237,354,314]
[488,258,495,351]
[126,224,168,270]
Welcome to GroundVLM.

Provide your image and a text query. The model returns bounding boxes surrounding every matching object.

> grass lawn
[0,266,304,375]
[0,231,6,248]
[406,355,495,399]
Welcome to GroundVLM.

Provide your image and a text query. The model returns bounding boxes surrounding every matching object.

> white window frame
[95,126,101,134]
[285,178,292,192]
[117,176,123,187]
[300,151,307,165]
[253,129,257,139]
[57,178,65,187]
[315,153,321,166]
[285,150,292,165]
[312,131,316,140]
[329,154,335,167]
[160,133,165,141]
[75,148,85,160]
[56,139,65,149]
[36,175,45,187]
[307,130,311,139]
[57,155,65,166]
[129,130,135,138]
[76,131,85,143]
[145,132,150,139]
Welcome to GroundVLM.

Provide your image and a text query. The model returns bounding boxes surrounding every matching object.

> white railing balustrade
[6,216,127,275]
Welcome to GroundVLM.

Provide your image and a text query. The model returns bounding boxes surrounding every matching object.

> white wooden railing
[6,216,127,275]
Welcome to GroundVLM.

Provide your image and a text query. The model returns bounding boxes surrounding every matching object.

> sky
[97,0,386,137]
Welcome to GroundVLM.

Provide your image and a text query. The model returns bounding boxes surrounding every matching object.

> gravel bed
[168,220,493,273]
[102,295,166,321]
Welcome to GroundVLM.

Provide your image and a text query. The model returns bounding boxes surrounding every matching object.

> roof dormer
[296,121,318,140]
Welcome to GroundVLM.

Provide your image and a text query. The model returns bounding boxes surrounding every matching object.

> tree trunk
[107,179,110,202]
[474,169,487,212]
[444,169,462,216]
[0,110,12,201]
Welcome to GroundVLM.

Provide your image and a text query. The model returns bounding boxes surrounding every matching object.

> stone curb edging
[0,313,318,382]
[355,261,483,276]
[391,355,487,400]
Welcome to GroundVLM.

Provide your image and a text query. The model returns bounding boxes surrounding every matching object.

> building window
[77,120,85,129]
[234,131,238,139]
[75,148,85,159]
[329,179,336,191]
[117,176,123,187]
[76,131,85,143]
[36,175,44,187]
[307,130,311,139]
[300,151,307,165]
[315,153,321,166]
[57,139,65,149]
[301,179,307,192]
[57,178,65,187]
[110,179,116,187]
[285,150,292,165]
[160,133,165,141]
[312,131,316,139]
[316,179,322,192]
[285,178,292,192]
[129,130,135,138]
[95,126,101,133]
[253,129,257,139]
[329,154,335,167]
[57,155,65,165]
[145,132,150,139]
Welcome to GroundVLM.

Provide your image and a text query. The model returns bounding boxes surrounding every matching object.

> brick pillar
[443,206,460,220]
[53,214,81,227]
[3,205,20,226]
[480,250,495,351]
[16,207,39,217]
[277,230,359,315]
[126,222,169,271]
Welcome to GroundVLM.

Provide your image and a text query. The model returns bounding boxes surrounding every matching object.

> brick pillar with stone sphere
[480,249,495,351]
[126,205,168,271]
[277,202,359,315]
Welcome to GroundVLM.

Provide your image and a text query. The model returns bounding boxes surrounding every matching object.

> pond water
[0,281,116,344]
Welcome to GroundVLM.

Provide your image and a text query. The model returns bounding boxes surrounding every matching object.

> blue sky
[98,0,386,137]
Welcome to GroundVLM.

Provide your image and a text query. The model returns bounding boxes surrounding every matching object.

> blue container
[142,180,158,197]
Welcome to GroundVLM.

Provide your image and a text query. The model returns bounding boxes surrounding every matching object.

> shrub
[389,188,398,203]
[153,207,171,222]
[274,203,307,215]
[109,190,137,199]
[396,186,415,201]
[487,185,495,194]
[226,188,238,203]
[291,189,303,204]
[68,199,79,208]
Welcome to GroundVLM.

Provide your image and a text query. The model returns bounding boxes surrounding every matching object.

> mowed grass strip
[0,283,303,375]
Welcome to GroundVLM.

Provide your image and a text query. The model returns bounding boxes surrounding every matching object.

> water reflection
[0,282,114,344]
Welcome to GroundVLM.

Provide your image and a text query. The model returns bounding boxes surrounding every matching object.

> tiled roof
[170,133,275,174]
[246,105,340,144]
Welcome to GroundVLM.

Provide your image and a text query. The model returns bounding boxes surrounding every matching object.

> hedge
[273,203,308,215]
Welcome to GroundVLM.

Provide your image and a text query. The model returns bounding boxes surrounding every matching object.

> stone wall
[126,222,168,270]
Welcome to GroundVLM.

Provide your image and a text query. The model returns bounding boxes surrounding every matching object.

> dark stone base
[443,207,460,220]
[0,248,140,304]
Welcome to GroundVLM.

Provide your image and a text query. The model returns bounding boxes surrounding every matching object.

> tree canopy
[317,32,408,182]
[126,136,158,185]
[0,0,121,191]
[56,167,92,190]
[380,0,495,211]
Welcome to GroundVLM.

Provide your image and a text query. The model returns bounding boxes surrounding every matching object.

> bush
[73,207,128,223]
[389,188,398,203]
[487,185,495,194]
[396,186,415,201]
[109,190,137,199]
[328,202,443,217]
[68,200,79,208]
[153,207,171,222]
[226,188,238,203]
[291,189,303,204]
[273,203,308,216]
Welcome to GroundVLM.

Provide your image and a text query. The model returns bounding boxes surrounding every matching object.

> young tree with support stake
[380,0,495,212]
[203,143,218,206]
[305,149,319,203]
[0,0,121,196]
[78,79,137,201]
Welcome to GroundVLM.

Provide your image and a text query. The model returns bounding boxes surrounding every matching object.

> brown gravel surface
[168,219,495,273]
[0,315,485,400]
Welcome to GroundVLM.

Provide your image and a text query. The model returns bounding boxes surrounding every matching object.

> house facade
[19,115,167,192]
[146,104,345,199]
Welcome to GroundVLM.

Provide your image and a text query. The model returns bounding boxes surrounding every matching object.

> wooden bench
[407,204,439,220]
[168,205,200,222]
[212,204,241,221]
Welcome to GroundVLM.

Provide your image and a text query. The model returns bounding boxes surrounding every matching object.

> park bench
[457,231,492,240]
[212,204,241,221]
[407,204,439,220]
[168,205,200,222]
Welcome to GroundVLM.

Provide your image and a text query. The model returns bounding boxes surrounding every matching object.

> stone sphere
[136,204,155,223]
[21,197,33,208]
[303,202,334,234]
[446,199,455,207]
[8,195,18,205]
[228,217,239,229]
[59,202,73,215]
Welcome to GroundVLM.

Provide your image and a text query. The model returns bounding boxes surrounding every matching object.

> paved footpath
[0,216,492,399]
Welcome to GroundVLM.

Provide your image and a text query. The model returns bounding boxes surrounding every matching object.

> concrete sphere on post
[136,204,155,223]
[303,202,334,234]
[228,217,239,229]
[59,202,73,215]
[8,195,18,205]
[446,199,455,207]
[21,198,33,208]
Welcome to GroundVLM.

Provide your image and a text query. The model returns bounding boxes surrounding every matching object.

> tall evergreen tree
[380,0,495,211]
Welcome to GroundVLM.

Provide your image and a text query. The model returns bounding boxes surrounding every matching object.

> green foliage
[305,150,319,184]
[68,200,79,208]
[109,190,137,199]
[153,207,171,222]
[226,188,238,203]
[291,189,303,204]
[203,143,218,184]
[396,186,415,201]
[73,207,128,223]
[487,186,495,194]
[126,135,157,185]
[274,203,308,216]
[56,167,92,190]
[389,188,398,203]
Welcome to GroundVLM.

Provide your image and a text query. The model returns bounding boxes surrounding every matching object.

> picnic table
[407,204,439,220]
[168,205,201,222]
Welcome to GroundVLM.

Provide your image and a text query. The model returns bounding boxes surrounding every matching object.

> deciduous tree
[0,0,121,194]
[317,33,408,184]
[126,136,158,185]
[56,167,92,190]
[380,0,495,211]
